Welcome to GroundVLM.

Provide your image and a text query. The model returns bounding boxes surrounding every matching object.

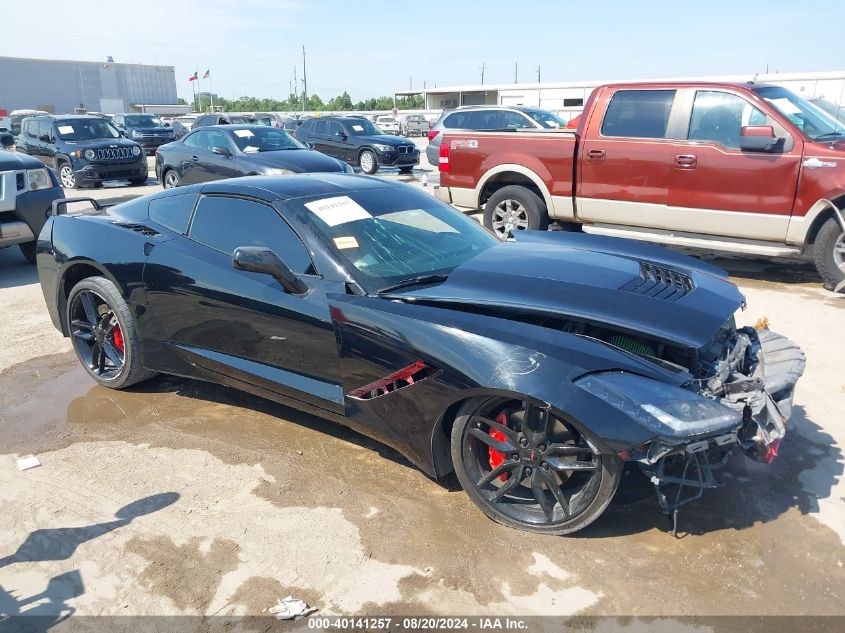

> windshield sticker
[57,125,74,134]
[768,98,802,115]
[305,196,372,226]
[351,125,365,132]
[333,236,359,249]
[233,129,254,138]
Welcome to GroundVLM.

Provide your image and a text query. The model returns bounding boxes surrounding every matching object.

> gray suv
[425,106,567,166]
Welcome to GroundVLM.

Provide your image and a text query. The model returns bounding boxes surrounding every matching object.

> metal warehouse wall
[0,56,177,114]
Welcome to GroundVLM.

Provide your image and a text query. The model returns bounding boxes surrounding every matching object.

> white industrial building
[396,71,845,119]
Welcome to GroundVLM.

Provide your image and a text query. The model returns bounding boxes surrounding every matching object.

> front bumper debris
[627,327,806,535]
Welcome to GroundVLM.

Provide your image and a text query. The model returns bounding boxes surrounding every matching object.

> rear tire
[483,185,549,239]
[129,177,147,186]
[399,166,414,174]
[18,242,37,264]
[813,216,845,290]
[162,169,181,189]
[66,276,156,389]
[359,149,379,175]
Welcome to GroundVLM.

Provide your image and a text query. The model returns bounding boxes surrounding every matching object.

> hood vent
[619,262,693,301]
[114,222,161,237]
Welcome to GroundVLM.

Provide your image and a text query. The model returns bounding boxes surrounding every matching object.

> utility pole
[537,66,541,82]
[302,45,308,111]
[514,62,518,83]
[480,62,485,85]
[293,65,298,103]
[409,76,412,90]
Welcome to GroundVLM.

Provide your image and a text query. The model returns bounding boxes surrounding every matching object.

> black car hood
[396,231,744,349]
[240,149,345,173]
[128,127,174,135]
[352,134,413,147]
[0,149,43,170]
[63,138,140,150]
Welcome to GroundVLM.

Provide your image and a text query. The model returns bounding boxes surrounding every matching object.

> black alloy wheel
[451,396,622,534]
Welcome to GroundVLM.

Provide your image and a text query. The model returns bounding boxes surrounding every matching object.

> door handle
[674,154,697,169]
[586,149,606,162]
[191,155,199,161]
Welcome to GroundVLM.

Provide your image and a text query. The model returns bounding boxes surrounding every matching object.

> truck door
[665,89,801,242]
[577,89,681,230]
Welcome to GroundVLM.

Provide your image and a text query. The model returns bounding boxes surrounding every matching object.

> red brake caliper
[112,324,125,354]
[488,411,510,481]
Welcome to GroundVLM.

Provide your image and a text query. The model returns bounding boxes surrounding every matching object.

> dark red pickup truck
[435,81,845,288]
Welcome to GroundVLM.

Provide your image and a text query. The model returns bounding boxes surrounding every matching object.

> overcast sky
[4,0,845,103]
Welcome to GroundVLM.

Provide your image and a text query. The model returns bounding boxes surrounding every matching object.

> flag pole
[209,73,214,111]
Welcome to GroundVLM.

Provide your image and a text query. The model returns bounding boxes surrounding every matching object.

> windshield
[125,115,166,128]
[293,187,497,293]
[345,119,381,136]
[230,127,304,152]
[522,109,566,129]
[56,119,121,141]
[753,86,843,140]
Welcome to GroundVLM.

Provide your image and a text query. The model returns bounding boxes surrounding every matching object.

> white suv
[375,115,400,135]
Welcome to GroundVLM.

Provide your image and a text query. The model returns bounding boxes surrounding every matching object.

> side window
[313,119,328,135]
[149,193,197,234]
[502,111,535,129]
[688,90,767,149]
[38,120,54,142]
[327,121,344,136]
[24,121,36,137]
[601,90,676,139]
[299,119,314,133]
[465,110,501,130]
[443,112,467,129]
[183,131,207,149]
[188,196,313,274]
[205,130,230,149]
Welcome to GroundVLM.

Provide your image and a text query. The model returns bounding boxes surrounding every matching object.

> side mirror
[211,146,232,158]
[739,125,782,152]
[335,131,347,139]
[232,246,308,294]
[39,133,51,143]
[1,132,14,149]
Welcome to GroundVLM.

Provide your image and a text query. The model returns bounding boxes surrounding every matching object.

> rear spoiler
[50,196,128,216]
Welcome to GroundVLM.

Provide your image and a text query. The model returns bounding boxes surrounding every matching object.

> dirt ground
[1,158,844,624]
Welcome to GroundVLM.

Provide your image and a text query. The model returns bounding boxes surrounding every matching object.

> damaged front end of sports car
[579,323,805,533]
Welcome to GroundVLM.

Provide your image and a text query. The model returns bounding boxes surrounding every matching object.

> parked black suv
[16,115,147,188]
[0,138,65,263]
[112,113,175,154]
[294,116,419,174]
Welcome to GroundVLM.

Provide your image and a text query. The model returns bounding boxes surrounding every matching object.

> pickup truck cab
[436,82,845,289]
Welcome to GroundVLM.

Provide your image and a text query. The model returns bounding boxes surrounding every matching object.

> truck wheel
[66,276,156,389]
[359,149,379,175]
[18,242,37,264]
[484,186,549,239]
[58,162,77,189]
[814,216,845,290]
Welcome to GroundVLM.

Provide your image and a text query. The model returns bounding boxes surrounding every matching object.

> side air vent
[619,262,694,301]
[16,172,25,190]
[348,361,438,400]
[113,222,162,237]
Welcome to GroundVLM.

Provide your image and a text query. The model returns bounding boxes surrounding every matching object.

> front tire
[813,216,845,290]
[129,176,147,186]
[18,242,37,264]
[399,166,414,174]
[162,169,180,189]
[58,162,77,189]
[66,276,156,389]
[359,149,379,175]
[483,185,549,239]
[450,396,622,535]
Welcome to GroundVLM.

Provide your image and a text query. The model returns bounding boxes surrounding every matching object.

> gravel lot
[1,140,844,622]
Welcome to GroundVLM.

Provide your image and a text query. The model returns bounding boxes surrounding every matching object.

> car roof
[44,114,108,120]
[158,174,397,203]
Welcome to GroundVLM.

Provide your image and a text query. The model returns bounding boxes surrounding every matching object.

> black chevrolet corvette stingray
[37,175,805,534]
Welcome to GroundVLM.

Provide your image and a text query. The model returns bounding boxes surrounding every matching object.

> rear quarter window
[149,193,198,234]
[601,90,676,139]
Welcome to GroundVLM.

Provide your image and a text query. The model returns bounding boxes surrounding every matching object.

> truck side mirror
[739,126,782,152]
[232,246,308,294]
[0,132,14,149]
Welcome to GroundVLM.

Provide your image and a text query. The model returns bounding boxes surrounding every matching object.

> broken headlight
[575,372,742,440]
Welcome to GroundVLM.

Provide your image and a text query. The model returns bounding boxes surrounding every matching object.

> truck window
[600,90,676,139]
[688,91,767,149]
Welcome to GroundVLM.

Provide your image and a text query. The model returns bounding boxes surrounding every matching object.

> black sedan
[294,116,419,175]
[37,176,804,535]
[154,125,351,188]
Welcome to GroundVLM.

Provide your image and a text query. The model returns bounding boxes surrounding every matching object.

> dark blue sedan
[154,125,351,188]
